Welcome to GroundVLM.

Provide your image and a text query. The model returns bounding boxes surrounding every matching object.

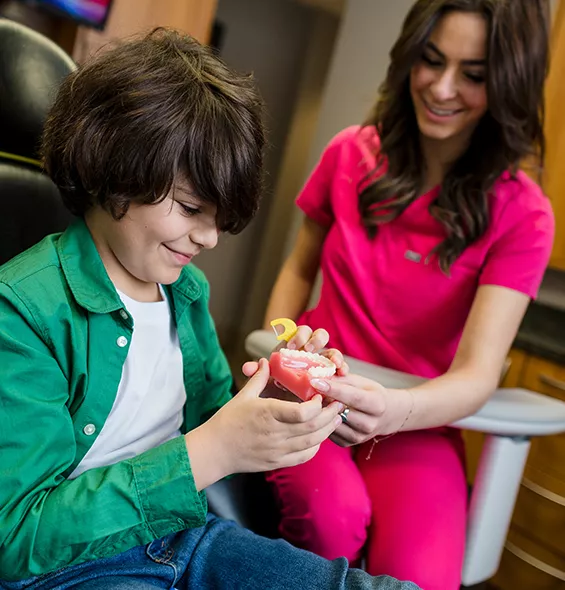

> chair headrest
[0,19,76,164]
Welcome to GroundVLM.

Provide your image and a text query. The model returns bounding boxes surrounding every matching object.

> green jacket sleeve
[196,277,234,423]
[0,286,207,581]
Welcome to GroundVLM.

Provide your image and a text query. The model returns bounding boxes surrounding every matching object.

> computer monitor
[24,0,114,30]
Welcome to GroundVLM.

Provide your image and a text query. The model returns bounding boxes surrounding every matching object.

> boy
[0,29,418,589]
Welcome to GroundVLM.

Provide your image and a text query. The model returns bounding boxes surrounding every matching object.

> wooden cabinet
[479,350,565,589]
[523,357,565,487]
[546,0,565,271]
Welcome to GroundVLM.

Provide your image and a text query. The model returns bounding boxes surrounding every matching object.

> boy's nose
[191,225,219,250]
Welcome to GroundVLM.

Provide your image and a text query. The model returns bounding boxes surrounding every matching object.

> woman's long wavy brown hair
[359,0,550,272]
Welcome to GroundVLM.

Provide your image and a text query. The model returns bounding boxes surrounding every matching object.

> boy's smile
[163,244,195,266]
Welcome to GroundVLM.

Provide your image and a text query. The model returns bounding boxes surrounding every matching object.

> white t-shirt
[69,286,185,479]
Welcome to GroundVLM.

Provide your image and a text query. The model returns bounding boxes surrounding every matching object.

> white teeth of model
[308,365,336,378]
[280,348,336,374]
[279,348,333,365]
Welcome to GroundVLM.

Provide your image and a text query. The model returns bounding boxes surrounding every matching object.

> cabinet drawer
[493,528,565,590]
[512,476,565,559]
[502,348,528,388]
[528,435,565,482]
[522,356,565,480]
[494,542,565,590]
[522,355,565,402]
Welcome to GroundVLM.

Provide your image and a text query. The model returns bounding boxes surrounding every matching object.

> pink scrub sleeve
[479,178,555,299]
[296,127,362,227]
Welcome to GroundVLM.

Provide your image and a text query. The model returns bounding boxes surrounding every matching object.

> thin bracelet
[365,390,415,461]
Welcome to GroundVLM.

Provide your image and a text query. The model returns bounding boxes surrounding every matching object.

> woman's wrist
[383,388,415,435]
[364,388,415,460]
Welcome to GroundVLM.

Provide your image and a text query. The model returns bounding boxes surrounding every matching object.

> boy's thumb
[242,358,270,398]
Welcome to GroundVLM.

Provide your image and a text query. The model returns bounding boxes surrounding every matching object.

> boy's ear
[106,200,130,221]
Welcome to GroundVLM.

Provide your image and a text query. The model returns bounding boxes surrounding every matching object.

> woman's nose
[430,69,458,102]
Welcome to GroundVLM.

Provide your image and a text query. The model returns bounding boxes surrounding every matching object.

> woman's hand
[309,373,414,447]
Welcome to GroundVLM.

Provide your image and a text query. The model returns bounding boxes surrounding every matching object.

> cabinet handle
[539,373,565,392]
[500,357,512,385]
[506,541,565,581]
[522,477,565,507]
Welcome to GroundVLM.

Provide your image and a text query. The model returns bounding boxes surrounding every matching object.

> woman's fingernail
[310,379,330,393]
[287,342,296,350]
[304,343,314,352]
[337,403,345,413]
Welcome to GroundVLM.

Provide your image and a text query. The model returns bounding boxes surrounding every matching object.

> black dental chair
[0,18,75,265]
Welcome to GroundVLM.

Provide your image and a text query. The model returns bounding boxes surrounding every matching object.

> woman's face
[410,11,488,147]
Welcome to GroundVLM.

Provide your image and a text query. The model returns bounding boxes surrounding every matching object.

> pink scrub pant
[266,429,468,590]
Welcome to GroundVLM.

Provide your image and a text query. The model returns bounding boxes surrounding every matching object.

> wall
[544,0,565,270]
[194,0,321,350]
[240,0,416,334]
[237,9,339,342]
[72,0,217,62]
[283,0,415,261]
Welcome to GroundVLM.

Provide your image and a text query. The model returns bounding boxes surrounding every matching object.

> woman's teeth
[428,105,459,116]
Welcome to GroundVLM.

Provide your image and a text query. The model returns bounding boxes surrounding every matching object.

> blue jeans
[1,515,420,589]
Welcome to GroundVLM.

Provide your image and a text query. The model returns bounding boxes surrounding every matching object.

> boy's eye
[179,202,201,216]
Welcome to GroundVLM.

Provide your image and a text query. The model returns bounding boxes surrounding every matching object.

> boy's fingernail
[310,379,330,393]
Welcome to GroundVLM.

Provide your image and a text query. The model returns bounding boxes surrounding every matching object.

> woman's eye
[465,72,485,84]
[179,202,201,216]
[421,54,442,67]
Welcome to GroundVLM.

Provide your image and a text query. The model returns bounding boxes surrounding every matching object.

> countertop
[515,269,565,364]
[515,302,565,364]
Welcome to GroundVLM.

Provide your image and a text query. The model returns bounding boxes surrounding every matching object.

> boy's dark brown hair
[42,28,265,234]
[359,0,550,272]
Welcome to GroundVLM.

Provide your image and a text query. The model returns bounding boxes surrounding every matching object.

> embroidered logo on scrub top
[404,250,422,263]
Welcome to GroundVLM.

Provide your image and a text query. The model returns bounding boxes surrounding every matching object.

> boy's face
[87,186,219,300]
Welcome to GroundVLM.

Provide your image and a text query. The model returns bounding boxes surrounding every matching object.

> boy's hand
[186,359,344,489]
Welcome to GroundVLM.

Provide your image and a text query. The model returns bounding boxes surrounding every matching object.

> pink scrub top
[297,126,555,378]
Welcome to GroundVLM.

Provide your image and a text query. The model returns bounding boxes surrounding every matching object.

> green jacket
[0,219,233,581]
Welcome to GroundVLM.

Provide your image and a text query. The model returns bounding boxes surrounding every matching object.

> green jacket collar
[57,218,202,314]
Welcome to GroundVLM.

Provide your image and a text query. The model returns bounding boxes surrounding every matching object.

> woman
[262,1,554,588]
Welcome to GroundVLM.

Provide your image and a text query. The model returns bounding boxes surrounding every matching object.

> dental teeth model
[267,318,336,401]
